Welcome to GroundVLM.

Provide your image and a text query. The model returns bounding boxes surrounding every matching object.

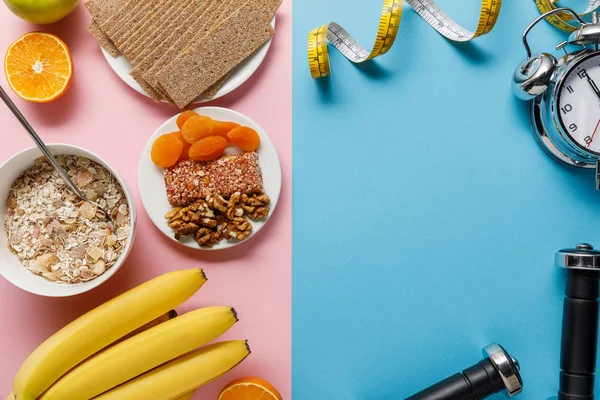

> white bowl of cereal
[0,144,136,297]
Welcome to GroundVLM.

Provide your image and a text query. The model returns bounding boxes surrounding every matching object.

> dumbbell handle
[405,359,505,400]
[559,269,600,400]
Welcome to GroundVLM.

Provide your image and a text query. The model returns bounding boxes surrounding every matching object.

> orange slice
[4,32,73,103]
[218,377,283,400]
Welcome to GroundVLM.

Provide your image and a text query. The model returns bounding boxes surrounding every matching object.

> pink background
[0,1,291,398]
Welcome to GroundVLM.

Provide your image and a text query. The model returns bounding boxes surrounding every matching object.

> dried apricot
[176,110,199,130]
[181,115,215,144]
[189,136,227,162]
[151,134,184,168]
[213,121,240,140]
[170,131,191,161]
[227,126,261,152]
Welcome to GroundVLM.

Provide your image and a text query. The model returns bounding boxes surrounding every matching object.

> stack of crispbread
[86,0,281,108]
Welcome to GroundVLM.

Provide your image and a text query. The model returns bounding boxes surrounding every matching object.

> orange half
[4,32,73,103]
[218,377,283,400]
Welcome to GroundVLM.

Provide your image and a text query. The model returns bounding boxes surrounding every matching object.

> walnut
[164,207,183,220]
[220,216,252,241]
[243,205,270,219]
[247,193,271,206]
[165,192,267,247]
[174,222,200,240]
[169,220,183,229]
[206,193,228,213]
[215,214,228,226]
[187,200,214,215]
[226,192,245,220]
[195,228,222,248]
[166,201,217,232]
[165,207,185,229]
[181,200,217,228]
[201,217,218,228]
[240,193,271,220]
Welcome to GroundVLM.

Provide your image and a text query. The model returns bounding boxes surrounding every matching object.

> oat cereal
[4,156,131,284]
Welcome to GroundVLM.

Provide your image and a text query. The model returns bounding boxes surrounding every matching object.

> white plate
[101,17,276,104]
[139,107,281,250]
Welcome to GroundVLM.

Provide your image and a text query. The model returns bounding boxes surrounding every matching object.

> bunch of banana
[6,391,197,400]
[10,269,251,400]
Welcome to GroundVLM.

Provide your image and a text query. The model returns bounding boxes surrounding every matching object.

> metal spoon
[0,85,115,228]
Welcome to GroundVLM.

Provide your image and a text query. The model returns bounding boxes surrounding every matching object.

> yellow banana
[6,393,14,400]
[95,340,251,400]
[176,391,196,400]
[41,307,238,400]
[13,269,207,400]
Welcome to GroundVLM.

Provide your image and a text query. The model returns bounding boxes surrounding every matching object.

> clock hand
[588,119,600,148]
[587,76,600,101]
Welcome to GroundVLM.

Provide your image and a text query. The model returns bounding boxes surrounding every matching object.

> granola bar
[164,152,264,206]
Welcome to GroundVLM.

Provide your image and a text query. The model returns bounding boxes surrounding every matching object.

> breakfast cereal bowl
[0,144,137,297]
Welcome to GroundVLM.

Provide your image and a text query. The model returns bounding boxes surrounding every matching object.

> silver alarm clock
[513,8,600,189]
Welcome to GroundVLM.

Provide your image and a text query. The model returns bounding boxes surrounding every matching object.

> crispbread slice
[148,0,228,103]
[88,21,120,57]
[198,0,257,99]
[162,0,280,104]
[102,0,143,35]
[85,0,129,56]
[202,73,230,99]
[101,0,160,50]
[129,0,195,65]
[103,0,147,47]
[127,0,190,57]
[132,1,213,103]
[143,0,235,89]
[85,0,124,21]
[85,0,128,54]
[194,0,245,98]
[136,75,168,101]
[129,3,211,101]
[119,0,180,53]
[157,0,280,108]
[116,0,170,50]
[156,85,178,106]
[133,0,220,88]
[130,0,212,68]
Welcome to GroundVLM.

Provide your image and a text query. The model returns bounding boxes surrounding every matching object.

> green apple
[3,0,79,24]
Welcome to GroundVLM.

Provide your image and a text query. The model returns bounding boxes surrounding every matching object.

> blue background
[293,1,600,399]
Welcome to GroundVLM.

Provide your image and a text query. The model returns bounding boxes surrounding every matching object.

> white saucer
[138,107,281,250]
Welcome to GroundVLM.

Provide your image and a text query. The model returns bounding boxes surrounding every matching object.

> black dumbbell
[553,243,600,400]
[405,343,522,400]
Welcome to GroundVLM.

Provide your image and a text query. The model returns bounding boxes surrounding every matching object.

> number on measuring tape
[307,0,502,79]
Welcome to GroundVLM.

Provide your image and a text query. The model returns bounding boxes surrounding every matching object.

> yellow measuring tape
[535,0,600,32]
[308,0,502,79]
[308,1,600,79]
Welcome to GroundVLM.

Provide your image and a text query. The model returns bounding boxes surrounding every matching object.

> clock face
[557,53,600,155]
